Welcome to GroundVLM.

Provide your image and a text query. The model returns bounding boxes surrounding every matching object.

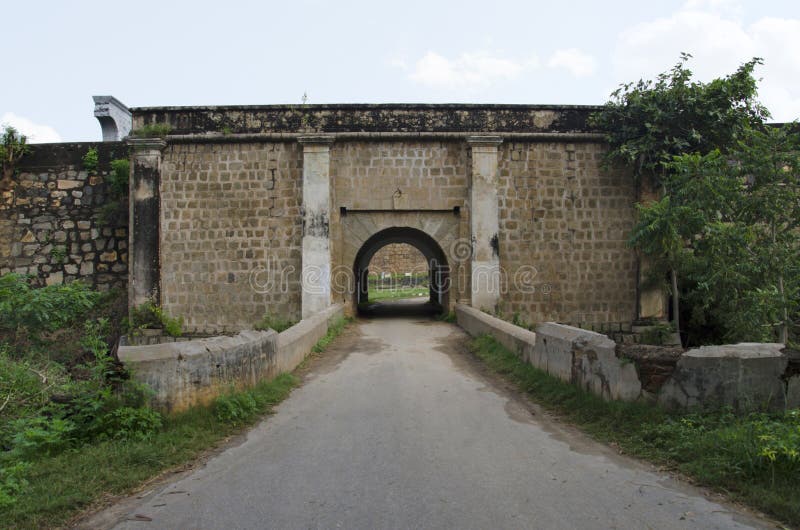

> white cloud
[0,112,62,143]
[547,49,598,78]
[407,51,537,89]
[682,0,743,18]
[612,3,800,121]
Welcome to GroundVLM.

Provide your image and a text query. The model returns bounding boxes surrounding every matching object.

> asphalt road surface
[90,315,773,530]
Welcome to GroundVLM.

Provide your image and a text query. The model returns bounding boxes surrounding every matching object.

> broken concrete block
[658,343,788,412]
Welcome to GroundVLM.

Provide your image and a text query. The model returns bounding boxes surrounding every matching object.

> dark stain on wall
[490,233,500,257]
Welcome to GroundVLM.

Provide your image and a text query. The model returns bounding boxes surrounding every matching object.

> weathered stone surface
[57,179,82,190]
[456,306,642,401]
[0,142,128,290]
[120,330,279,413]
[534,322,642,401]
[617,344,683,394]
[159,141,302,332]
[45,271,63,285]
[788,376,800,409]
[658,343,788,412]
[132,104,600,136]
[120,304,343,412]
[496,141,637,329]
[456,304,536,362]
[369,243,427,276]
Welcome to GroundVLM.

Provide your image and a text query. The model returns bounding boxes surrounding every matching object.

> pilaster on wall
[127,138,166,308]
[299,136,334,319]
[467,136,503,312]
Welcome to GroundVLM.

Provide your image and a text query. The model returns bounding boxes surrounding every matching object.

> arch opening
[353,227,450,317]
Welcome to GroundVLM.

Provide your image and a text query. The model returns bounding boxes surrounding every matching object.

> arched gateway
[353,227,450,310]
[126,104,656,333]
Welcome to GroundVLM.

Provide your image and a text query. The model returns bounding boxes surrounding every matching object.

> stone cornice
[126,137,167,152]
[466,135,504,147]
[297,135,336,145]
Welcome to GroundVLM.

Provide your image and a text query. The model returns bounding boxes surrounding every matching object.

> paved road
[98,317,772,529]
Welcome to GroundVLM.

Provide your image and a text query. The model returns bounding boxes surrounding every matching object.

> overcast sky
[2,0,798,143]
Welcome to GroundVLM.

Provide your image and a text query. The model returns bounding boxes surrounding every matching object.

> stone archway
[353,227,450,310]
[333,210,466,314]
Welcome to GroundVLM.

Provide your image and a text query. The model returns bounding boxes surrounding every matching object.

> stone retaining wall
[0,142,129,290]
[119,304,343,412]
[456,304,799,412]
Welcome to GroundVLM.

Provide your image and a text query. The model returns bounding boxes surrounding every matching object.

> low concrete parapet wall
[120,304,344,412]
[455,304,797,412]
[276,304,344,374]
[456,305,536,361]
[658,343,789,411]
[533,322,642,401]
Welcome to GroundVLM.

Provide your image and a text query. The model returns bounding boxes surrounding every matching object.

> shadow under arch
[354,227,450,317]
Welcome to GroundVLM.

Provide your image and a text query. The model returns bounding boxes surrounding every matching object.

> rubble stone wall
[0,142,128,291]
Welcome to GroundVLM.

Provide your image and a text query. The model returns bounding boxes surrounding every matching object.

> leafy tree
[729,126,799,343]
[0,126,30,191]
[592,55,799,345]
[590,53,768,182]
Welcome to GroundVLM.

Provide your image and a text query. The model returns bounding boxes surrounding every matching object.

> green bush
[108,159,129,197]
[214,391,258,425]
[0,347,68,446]
[0,274,100,336]
[132,123,172,137]
[0,463,28,509]
[7,417,76,460]
[125,301,183,337]
[90,407,163,442]
[82,148,98,174]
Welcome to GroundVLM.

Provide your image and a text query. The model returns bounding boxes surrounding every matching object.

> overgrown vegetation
[131,123,172,138]
[591,54,799,346]
[254,313,297,333]
[1,374,299,528]
[81,148,99,174]
[97,158,130,226]
[124,300,183,337]
[469,334,800,526]
[0,273,160,521]
[0,274,349,527]
[107,158,129,197]
[312,316,349,353]
[0,126,29,191]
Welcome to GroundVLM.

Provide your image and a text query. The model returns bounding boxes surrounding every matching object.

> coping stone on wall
[119,330,278,412]
[658,343,788,412]
[455,304,536,362]
[534,322,642,401]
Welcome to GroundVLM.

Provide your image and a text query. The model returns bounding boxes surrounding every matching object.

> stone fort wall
[159,142,303,333]
[0,142,129,291]
[368,243,428,276]
[0,104,645,333]
[497,142,637,329]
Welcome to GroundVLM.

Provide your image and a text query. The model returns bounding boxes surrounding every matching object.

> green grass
[437,310,456,323]
[468,334,800,527]
[367,287,428,301]
[2,316,354,529]
[312,316,350,353]
[254,313,297,333]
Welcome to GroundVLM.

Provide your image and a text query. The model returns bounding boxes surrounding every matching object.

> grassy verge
[3,318,352,529]
[468,334,800,527]
[312,316,350,353]
[368,287,428,301]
